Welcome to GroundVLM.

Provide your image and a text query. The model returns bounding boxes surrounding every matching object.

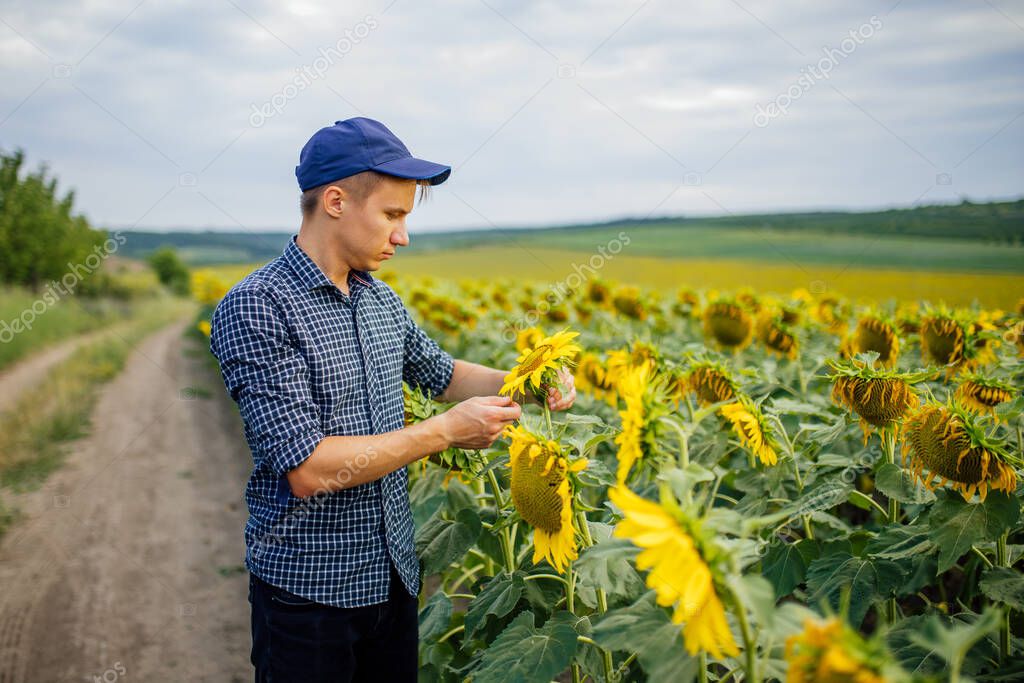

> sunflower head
[501,328,582,400]
[605,341,661,388]
[611,285,647,320]
[673,288,701,318]
[756,311,799,359]
[586,279,611,305]
[190,270,230,305]
[609,485,739,659]
[785,616,894,683]
[574,351,616,403]
[954,373,1016,416]
[811,295,850,336]
[827,358,926,443]
[720,395,779,466]
[614,363,675,482]
[685,360,740,407]
[703,298,754,350]
[847,313,900,367]
[505,424,586,573]
[920,308,974,373]
[902,401,1020,502]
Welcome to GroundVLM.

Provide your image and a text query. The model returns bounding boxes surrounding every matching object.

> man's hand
[542,367,577,411]
[438,395,522,449]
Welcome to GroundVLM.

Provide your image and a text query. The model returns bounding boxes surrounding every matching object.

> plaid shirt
[209,234,454,607]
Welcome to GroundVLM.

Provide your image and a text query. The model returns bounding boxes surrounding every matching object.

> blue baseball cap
[295,117,451,191]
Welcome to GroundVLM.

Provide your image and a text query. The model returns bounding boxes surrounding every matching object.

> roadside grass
[0,287,159,371]
[0,297,196,538]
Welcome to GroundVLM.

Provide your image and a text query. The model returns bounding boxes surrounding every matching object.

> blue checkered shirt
[209,234,454,607]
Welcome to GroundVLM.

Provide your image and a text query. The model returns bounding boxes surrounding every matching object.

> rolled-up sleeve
[210,286,325,476]
[400,304,454,398]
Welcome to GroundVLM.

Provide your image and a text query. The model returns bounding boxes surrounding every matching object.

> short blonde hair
[300,171,432,216]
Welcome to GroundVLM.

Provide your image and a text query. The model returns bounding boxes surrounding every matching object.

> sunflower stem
[698,652,708,683]
[566,559,581,683]
[523,573,569,587]
[577,510,616,682]
[802,514,815,541]
[543,402,554,439]
[486,468,516,575]
[998,531,1010,663]
[473,477,496,576]
[881,426,900,524]
[730,588,760,683]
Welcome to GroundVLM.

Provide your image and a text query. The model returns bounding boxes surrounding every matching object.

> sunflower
[614,364,674,482]
[811,296,850,336]
[574,351,616,403]
[585,279,611,305]
[514,326,545,353]
[612,285,647,320]
[720,395,779,466]
[505,424,586,573]
[604,341,660,388]
[672,288,701,318]
[844,314,900,367]
[196,319,212,337]
[500,329,581,400]
[827,358,925,444]
[609,485,739,659]
[1013,321,1024,356]
[902,402,1019,502]
[954,374,1015,416]
[757,311,799,359]
[685,360,739,407]
[920,311,973,373]
[784,617,893,683]
[703,299,754,351]
[190,270,230,306]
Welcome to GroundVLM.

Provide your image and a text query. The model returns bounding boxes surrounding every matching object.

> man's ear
[322,185,346,218]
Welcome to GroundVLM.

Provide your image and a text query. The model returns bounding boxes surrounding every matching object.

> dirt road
[0,317,254,682]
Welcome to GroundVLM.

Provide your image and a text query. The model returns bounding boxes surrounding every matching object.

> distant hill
[113,198,1024,270]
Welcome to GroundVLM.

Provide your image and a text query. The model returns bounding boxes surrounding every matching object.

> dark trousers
[249,564,418,682]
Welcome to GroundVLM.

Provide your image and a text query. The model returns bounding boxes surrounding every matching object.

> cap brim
[371,156,451,185]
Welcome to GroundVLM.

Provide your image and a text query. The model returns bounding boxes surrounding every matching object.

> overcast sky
[1,0,1022,234]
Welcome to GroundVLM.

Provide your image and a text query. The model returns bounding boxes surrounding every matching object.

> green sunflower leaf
[979,567,1024,611]
[927,490,1021,573]
[574,529,644,609]
[419,591,453,641]
[470,610,578,683]
[592,592,699,683]
[805,552,906,628]
[874,463,936,504]
[464,570,526,639]
[415,507,482,576]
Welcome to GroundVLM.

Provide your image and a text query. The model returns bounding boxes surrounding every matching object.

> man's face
[336,176,416,272]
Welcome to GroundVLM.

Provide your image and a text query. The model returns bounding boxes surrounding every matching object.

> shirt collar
[283,234,375,293]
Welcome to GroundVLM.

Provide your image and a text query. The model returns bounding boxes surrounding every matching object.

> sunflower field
[194,268,1024,683]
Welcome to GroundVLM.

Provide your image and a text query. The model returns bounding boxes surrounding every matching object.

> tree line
[0,149,110,290]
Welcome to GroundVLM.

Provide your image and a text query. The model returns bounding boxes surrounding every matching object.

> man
[209,117,576,682]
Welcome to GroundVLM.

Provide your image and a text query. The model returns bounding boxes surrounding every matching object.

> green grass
[0,288,151,371]
[0,297,196,538]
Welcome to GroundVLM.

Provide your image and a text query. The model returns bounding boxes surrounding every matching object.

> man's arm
[438,360,577,411]
[285,394,521,497]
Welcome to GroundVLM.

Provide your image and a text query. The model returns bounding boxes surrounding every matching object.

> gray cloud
[0,0,1021,235]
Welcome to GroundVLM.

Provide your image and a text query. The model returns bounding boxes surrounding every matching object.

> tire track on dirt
[0,316,253,682]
